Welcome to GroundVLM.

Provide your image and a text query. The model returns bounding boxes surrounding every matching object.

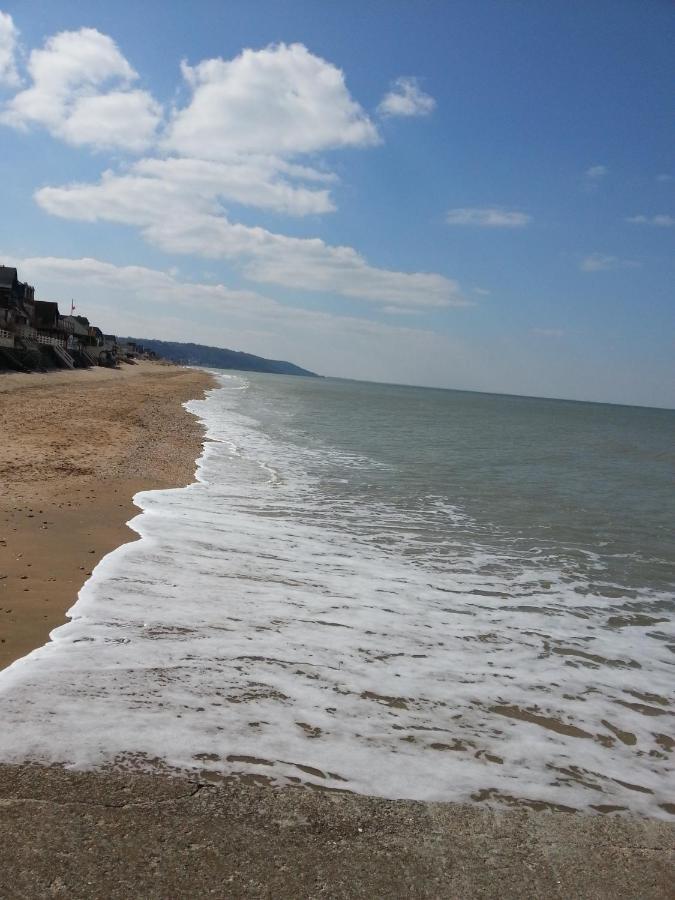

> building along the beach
[0,264,123,372]
[60,315,100,367]
[0,266,35,330]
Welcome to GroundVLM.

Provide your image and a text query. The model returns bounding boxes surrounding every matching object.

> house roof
[0,266,18,289]
[60,314,89,337]
[35,300,60,325]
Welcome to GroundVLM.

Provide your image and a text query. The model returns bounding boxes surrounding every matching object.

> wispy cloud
[580,253,640,272]
[656,174,673,183]
[381,306,420,315]
[0,10,20,87]
[585,164,608,180]
[378,76,435,118]
[583,165,608,194]
[2,252,477,385]
[36,173,467,308]
[625,214,674,227]
[531,327,565,338]
[446,207,531,227]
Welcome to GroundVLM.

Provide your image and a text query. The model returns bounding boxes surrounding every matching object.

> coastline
[0,361,215,669]
[0,363,673,897]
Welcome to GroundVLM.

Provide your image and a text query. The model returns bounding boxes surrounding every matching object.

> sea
[0,371,673,818]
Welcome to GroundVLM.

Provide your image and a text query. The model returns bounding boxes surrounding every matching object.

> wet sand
[1,764,673,899]
[0,361,214,669]
[0,362,673,897]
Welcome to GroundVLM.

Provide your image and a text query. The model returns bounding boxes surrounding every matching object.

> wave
[0,373,672,818]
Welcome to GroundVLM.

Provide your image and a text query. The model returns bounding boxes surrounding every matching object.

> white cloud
[166,43,379,159]
[241,232,466,307]
[15,253,276,316]
[446,207,531,227]
[132,156,337,216]
[656,174,673,183]
[36,169,467,308]
[7,31,462,309]
[59,90,162,153]
[585,165,607,179]
[625,214,674,227]
[378,77,436,118]
[581,253,614,271]
[0,10,19,87]
[4,252,479,384]
[580,253,640,272]
[1,27,161,151]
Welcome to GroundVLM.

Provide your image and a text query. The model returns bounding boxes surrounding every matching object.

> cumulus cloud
[446,207,531,227]
[1,27,161,150]
[4,26,462,309]
[625,214,674,227]
[36,174,466,307]
[378,76,436,118]
[166,43,379,158]
[580,253,640,272]
[0,10,19,87]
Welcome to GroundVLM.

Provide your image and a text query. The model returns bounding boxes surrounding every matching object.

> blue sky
[0,0,673,407]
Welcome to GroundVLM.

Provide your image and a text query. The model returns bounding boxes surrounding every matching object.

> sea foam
[0,373,672,818]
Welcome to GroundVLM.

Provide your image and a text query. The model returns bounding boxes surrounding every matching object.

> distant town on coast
[0,265,316,377]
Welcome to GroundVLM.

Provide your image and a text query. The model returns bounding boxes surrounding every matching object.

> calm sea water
[0,372,673,817]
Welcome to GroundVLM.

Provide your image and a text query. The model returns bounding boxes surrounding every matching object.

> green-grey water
[0,371,672,817]
[241,375,674,598]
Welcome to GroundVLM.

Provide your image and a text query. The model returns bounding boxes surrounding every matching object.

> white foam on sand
[0,374,672,818]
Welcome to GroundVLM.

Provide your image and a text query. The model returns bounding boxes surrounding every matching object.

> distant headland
[126,337,319,378]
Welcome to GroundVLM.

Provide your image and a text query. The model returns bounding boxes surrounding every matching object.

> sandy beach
[0,364,673,898]
[0,361,214,669]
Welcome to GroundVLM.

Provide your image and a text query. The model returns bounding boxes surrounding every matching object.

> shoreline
[0,361,215,670]
[0,364,673,896]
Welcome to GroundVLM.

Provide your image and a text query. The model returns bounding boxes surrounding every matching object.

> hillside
[128,338,318,377]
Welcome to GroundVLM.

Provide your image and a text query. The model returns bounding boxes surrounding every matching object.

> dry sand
[0,361,214,668]
[0,362,673,898]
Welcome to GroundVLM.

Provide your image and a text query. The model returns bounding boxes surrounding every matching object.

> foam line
[0,373,672,818]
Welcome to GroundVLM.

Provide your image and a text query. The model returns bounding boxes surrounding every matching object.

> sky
[0,0,673,407]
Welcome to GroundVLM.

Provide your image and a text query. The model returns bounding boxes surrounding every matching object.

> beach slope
[0,361,214,668]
